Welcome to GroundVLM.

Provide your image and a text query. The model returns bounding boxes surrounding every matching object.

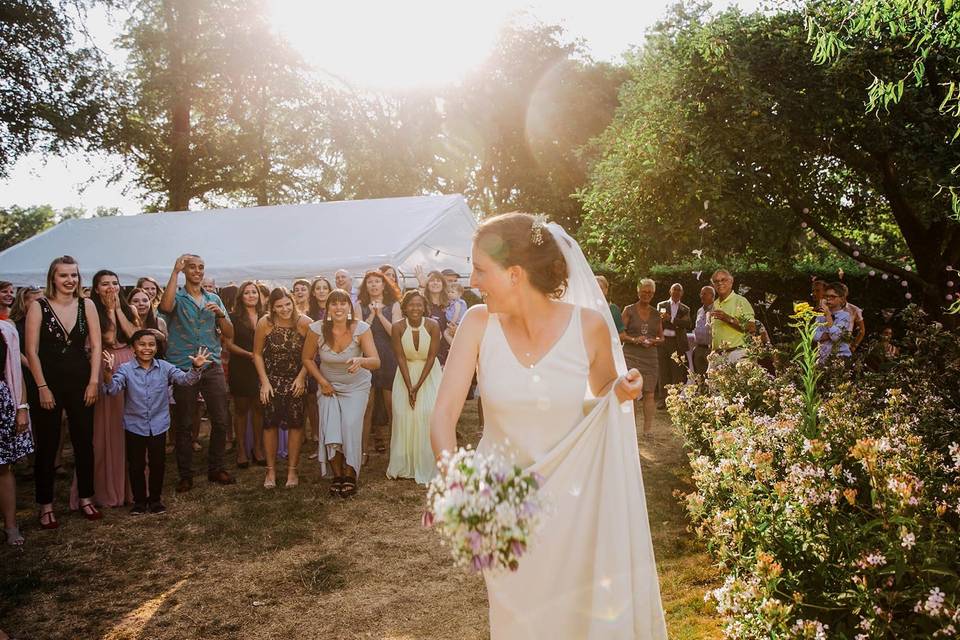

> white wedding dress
[476,224,667,639]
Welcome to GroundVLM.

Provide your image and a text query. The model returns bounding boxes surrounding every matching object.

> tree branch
[872,150,931,259]
[791,204,931,291]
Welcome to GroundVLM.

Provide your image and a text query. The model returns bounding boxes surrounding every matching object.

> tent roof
[0,194,478,287]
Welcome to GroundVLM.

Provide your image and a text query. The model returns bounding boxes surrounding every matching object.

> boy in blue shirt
[102,329,210,514]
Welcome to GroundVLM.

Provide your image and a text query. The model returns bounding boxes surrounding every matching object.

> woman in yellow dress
[387,291,441,485]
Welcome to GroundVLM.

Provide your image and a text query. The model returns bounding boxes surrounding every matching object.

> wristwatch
[17,403,29,410]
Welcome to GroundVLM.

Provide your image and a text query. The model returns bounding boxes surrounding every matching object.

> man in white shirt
[656,283,691,408]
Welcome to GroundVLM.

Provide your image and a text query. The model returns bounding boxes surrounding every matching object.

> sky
[0,0,759,214]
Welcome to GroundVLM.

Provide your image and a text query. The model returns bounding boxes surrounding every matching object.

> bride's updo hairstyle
[474,212,568,298]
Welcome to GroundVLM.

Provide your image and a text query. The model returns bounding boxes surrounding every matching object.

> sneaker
[130,503,148,515]
[148,501,167,514]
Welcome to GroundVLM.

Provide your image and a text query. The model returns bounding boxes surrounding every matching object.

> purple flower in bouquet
[425,446,547,574]
[467,531,484,552]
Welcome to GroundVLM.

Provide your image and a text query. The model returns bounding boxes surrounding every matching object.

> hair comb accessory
[531,213,549,246]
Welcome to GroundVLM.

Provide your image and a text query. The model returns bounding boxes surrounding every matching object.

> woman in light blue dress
[302,289,380,497]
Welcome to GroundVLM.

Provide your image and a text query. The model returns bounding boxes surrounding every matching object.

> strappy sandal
[285,466,299,489]
[329,476,344,497]
[38,510,58,530]
[263,467,276,489]
[340,476,357,498]
[79,502,103,521]
[4,526,24,546]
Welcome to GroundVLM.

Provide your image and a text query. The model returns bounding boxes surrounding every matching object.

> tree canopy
[578,4,960,311]
[0,0,113,176]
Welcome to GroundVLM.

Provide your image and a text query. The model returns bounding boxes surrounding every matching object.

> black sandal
[340,476,357,498]
[330,476,344,497]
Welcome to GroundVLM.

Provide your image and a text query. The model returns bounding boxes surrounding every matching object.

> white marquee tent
[0,194,478,288]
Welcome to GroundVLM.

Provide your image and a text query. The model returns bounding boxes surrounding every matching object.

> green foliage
[106,0,336,210]
[0,205,56,251]
[95,9,621,223]
[0,0,113,176]
[579,5,960,311]
[670,312,960,637]
[788,302,822,434]
[807,0,960,212]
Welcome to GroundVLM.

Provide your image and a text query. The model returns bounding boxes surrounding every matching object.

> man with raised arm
[159,254,236,492]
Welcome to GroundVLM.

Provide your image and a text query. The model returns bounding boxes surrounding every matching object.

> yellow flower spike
[790,301,815,319]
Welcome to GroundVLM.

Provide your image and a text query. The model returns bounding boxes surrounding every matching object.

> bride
[430,213,667,639]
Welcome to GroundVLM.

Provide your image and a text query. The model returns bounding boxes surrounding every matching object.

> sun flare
[266,0,509,89]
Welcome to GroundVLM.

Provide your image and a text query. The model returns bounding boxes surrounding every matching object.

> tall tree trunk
[165,0,196,211]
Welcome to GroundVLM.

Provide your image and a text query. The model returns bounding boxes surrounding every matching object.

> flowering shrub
[670,308,960,638]
[424,446,544,573]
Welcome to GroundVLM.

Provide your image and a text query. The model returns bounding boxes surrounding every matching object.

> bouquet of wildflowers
[423,446,545,573]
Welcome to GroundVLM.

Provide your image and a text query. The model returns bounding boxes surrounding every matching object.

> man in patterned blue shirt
[159,254,236,492]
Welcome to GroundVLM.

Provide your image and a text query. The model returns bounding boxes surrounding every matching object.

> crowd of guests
[0,256,472,546]
[0,256,887,547]
[610,270,879,436]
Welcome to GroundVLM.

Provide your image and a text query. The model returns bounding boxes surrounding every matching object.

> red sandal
[79,502,103,521]
[39,510,59,530]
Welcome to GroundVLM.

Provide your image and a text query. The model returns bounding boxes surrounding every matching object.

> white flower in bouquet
[423,446,546,573]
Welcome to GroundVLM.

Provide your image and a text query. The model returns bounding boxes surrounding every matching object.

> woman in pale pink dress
[71,270,140,508]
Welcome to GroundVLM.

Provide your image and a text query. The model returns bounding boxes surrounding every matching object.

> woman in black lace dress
[253,288,310,489]
[25,255,103,527]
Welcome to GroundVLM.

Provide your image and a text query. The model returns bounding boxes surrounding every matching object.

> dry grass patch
[1,403,719,639]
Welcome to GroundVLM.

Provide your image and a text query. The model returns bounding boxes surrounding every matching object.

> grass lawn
[1,404,720,639]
